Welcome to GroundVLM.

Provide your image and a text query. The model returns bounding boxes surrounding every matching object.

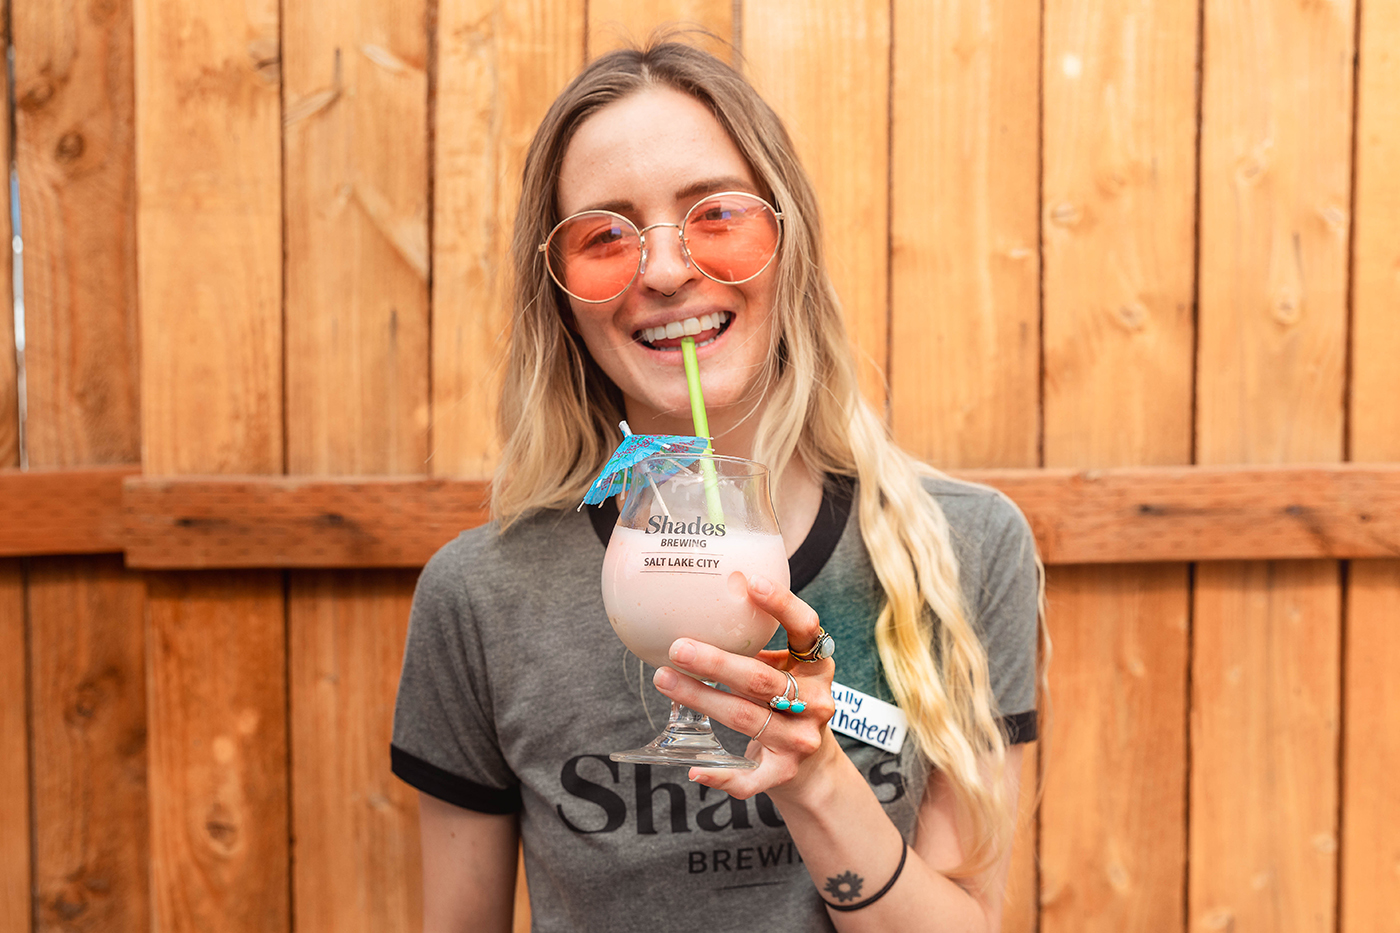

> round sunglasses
[539,191,784,303]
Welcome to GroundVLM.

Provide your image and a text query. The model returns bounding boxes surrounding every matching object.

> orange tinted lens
[548,213,640,301]
[683,195,779,282]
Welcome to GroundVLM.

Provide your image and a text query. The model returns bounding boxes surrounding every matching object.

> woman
[392,38,1044,933]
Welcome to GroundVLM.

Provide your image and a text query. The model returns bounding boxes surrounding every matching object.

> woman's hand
[651,572,841,801]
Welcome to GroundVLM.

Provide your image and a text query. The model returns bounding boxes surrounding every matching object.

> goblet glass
[602,454,789,768]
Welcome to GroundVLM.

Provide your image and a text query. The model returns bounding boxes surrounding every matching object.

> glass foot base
[611,724,758,770]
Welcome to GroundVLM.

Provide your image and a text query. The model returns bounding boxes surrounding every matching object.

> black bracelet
[822,838,909,912]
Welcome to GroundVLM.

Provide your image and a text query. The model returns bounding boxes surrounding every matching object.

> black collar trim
[587,473,854,594]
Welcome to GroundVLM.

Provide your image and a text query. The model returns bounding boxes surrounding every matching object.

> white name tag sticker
[828,682,907,754]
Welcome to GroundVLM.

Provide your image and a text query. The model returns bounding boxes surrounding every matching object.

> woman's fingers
[747,574,826,658]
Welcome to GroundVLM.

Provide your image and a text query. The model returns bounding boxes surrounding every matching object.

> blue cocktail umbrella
[580,427,710,506]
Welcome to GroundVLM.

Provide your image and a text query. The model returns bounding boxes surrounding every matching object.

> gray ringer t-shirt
[392,475,1039,932]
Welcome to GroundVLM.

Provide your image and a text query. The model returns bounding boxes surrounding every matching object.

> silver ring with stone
[768,670,806,714]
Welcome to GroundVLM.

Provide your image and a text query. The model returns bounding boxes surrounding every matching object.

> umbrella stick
[680,337,725,524]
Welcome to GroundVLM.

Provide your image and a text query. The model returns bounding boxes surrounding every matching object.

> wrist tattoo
[824,871,864,902]
[820,838,909,912]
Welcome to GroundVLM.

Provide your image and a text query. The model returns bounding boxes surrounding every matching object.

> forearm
[768,737,996,933]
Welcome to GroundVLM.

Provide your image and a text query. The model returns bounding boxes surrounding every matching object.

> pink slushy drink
[602,521,789,669]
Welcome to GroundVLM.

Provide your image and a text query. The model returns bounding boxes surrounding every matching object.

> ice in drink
[601,523,790,669]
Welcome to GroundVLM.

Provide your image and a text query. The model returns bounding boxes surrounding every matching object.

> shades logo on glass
[644,515,728,537]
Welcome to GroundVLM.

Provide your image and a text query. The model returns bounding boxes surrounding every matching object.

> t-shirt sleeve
[973,492,1041,745]
[391,537,522,813]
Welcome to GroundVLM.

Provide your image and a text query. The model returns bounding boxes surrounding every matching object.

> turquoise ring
[768,671,805,713]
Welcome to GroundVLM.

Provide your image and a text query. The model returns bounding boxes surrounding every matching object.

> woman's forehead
[556,86,756,216]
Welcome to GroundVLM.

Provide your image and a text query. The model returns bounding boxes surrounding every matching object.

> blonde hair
[494,37,1041,878]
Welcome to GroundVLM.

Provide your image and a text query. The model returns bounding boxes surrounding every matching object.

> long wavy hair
[493,37,1043,879]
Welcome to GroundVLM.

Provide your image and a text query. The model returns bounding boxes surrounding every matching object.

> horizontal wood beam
[3,464,1399,566]
[0,465,138,556]
[123,475,491,569]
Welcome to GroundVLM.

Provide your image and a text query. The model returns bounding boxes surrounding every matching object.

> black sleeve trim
[390,745,522,814]
[999,710,1038,745]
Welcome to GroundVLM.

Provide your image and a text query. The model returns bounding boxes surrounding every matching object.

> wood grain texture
[743,0,890,409]
[1341,560,1400,933]
[0,562,30,933]
[14,0,140,467]
[1039,2,1198,930]
[122,474,488,568]
[289,570,420,932]
[134,0,287,929]
[1041,0,1197,470]
[429,1,584,478]
[0,4,16,469]
[1343,5,1400,928]
[27,556,148,932]
[586,0,732,59]
[1350,0,1400,465]
[1196,0,1351,467]
[145,572,288,933]
[1191,560,1341,933]
[889,0,1040,468]
[0,465,135,557]
[1192,1,1353,931]
[135,0,282,478]
[282,1,430,925]
[1040,565,1188,930]
[283,0,430,478]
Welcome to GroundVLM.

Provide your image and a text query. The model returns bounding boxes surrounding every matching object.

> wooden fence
[1,1,1398,931]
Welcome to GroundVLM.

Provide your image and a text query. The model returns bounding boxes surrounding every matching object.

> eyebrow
[583,175,758,215]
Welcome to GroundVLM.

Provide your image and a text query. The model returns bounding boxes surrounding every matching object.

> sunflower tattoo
[824,870,864,903]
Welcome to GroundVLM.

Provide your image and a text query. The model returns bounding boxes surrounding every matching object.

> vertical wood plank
[1038,2,1198,931]
[0,0,17,468]
[0,17,22,929]
[134,0,286,929]
[145,572,287,933]
[1041,566,1188,929]
[283,0,430,478]
[0,562,30,933]
[27,557,148,932]
[14,0,139,467]
[586,0,733,59]
[743,0,890,409]
[282,0,429,928]
[12,4,150,931]
[135,0,283,478]
[429,3,584,479]
[1344,3,1400,929]
[1193,0,1353,930]
[289,572,420,931]
[1191,562,1342,932]
[1342,563,1400,933]
[889,0,1040,468]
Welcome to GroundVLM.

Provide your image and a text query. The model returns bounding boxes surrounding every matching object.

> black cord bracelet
[823,838,909,912]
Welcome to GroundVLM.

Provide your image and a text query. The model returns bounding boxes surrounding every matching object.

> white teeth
[638,311,731,346]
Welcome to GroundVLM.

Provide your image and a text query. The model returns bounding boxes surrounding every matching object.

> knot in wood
[56,131,86,164]
[20,82,55,112]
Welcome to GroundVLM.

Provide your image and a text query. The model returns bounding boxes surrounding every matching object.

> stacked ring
[768,670,807,714]
[789,626,835,663]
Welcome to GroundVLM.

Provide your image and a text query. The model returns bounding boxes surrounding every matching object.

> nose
[637,223,696,296]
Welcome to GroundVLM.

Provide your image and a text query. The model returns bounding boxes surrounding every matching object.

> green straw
[680,336,725,524]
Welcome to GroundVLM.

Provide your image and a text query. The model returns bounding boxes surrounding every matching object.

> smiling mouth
[635,311,732,351]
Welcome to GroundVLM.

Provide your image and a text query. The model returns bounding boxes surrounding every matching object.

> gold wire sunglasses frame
[538,190,785,303]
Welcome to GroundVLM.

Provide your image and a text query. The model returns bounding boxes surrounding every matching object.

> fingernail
[670,640,696,664]
[654,667,677,689]
[749,573,774,596]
